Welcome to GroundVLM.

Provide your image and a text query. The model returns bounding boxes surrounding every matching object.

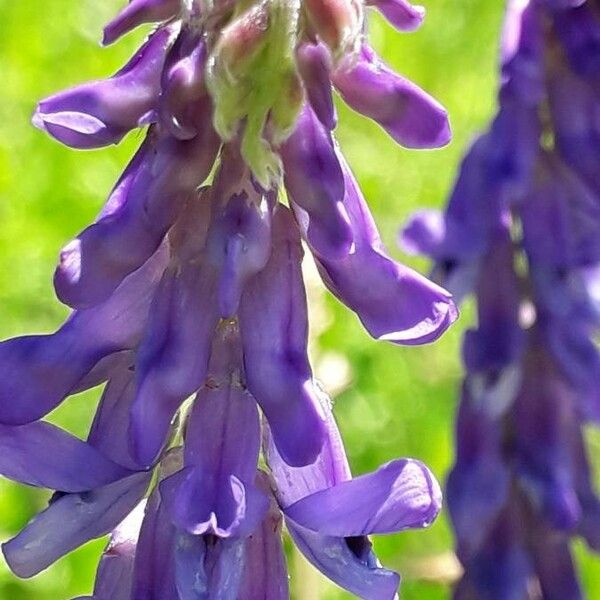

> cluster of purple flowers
[0,0,457,597]
[402,0,600,596]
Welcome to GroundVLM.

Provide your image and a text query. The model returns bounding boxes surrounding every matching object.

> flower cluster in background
[402,0,600,596]
[0,0,457,597]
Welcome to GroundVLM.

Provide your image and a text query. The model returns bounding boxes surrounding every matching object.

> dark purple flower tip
[159,36,208,140]
[281,104,353,261]
[316,155,457,345]
[103,0,181,46]
[366,0,425,32]
[0,250,166,426]
[332,44,451,149]
[285,458,442,536]
[240,206,326,467]
[54,111,219,310]
[161,466,269,538]
[529,524,584,600]
[33,28,173,149]
[2,471,151,579]
[296,43,337,130]
[206,189,273,319]
[129,263,220,468]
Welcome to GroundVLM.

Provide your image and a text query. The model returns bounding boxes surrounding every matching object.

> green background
[0,0,598,598]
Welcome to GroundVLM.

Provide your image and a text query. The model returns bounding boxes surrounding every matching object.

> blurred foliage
[0,0,598,598]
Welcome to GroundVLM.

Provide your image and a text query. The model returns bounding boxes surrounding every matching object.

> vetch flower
[401,0,600,595]
[0,0,457,595]
[2,322,442,599]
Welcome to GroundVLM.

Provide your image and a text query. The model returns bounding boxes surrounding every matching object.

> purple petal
[366,0,425,32]
[173,532,208,600]
[54,115,219,309]
[87,501,146,600]
[162,335,268,538]
[103,0,181,45]
[205,189,273,318]
[0,421,131,492]
[315,154,457,345]
[161,467,268,538]
[514,346,581,531]
[462,234,523,375]
[553,2,600,79]
[332,44,450,149]
[174,533,245,600]
[265,391,351,508]
[500,0,544,103]
[129,261,220,467]
[87,366,139,470]
[519,155,600,270]
[296,43,337,130]
[530,524,583,600]
[34,29,173,149]
[0,248,167,425]
[131,486,179,600]
[183,322,258,479]
[549,67,600,196]
[239,206,326,467]
[281,105,352,260]
[545,319,600,418]
[447,387,511,560]
[287,523,400,600]
[238,472,289,600]
[3,472,151,578]
[159,35,208,139]
[72,350,134,394]
[399,209,445,258]
[458,502,533,600]
[285,458,441,536]
[266,402,403,599]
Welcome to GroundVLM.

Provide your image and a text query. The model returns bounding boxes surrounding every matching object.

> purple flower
[265,392,441,600]
[33,28,174,149]
[402,0,600,595]
[2,322,442,599]
[0,0,457,595]
[333,44,451,149]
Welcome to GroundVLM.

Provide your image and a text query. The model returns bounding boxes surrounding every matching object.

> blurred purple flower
[401,0,600,596]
